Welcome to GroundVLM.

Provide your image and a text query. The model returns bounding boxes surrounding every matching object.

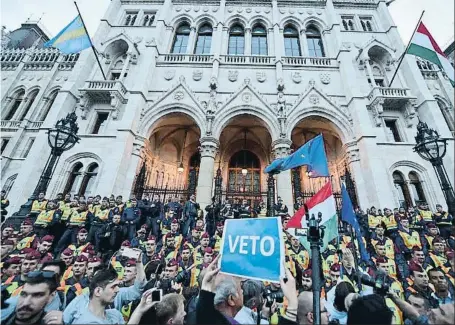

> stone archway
[290,115,356,208]
[134,112,201,200]
[217,114,273,204]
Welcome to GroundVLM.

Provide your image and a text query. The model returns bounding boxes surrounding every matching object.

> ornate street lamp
[413,120,455,216]
[15,112,80,217]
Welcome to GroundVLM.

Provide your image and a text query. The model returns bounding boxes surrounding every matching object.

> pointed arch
[18,88,40,121]
[2,173,17,196]
[3,88,25,120]
[303,16,328,31]
[194,14,217,29]
[225,15,248,29]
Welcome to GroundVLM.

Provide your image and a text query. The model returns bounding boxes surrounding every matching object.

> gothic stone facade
[1,0,454,214]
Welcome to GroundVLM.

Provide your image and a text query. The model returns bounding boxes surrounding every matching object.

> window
[18,89,39,121]
[306,26,325,57]
[194,24,212,54]
[79,163,99,196]
[1,139,10,154]
[228,25,245,55]
[409,172,427,205]
[284,26,301,57]
[21,138,35,158]
[341,16,355,31]
[436,99,455,133]
[92,112,109,134]
[367,63,386,87]
[4,89,25,121]
[360,17,374,32]
[124,12,138,26]
[2,174,17,196]
[171,23,191,54]
[64,162,84,195]
[252,25,268,55]
[228,150,261,194]
[142,13,155,27]
[385,120,402,142]
[393,171,412,208]
[109,57,127,80]
[39,90,58,121]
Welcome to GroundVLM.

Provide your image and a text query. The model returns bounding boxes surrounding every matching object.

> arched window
[4,89,25,121]
[252,25,268,55]
[409,172,427,206]
[306,26,325,57]
[393,171,412,208]
[171,23,191,54]
[228,24,245,55]
[109,56,129,80]
[436,99,455,133]
[2,173,17,196]
[228,150,261,194]
[64,162,84,195]
[18,89,39,121]
[39,90,58,121]
[194,24,212,54]
[284,26,301,57]
[79,163,99,196]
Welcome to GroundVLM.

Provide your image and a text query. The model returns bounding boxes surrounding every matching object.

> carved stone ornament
[237,8,243,13]
[246,8,252,13]
[320,73,331,85]
[242,92,252,103]
[308,79,316,88]
[264,8,270,13]
[292,72,302,84]
[175,6,182,12]
[341,42,352,50]
[209,76,218,90]
[277,78,285,92]
[256,71,266,83]
[307,9,313,15]
[174,91,184,101]
[194,6,200,12]
[184,7,190,12]
[145,38,157,47]
[279,8,286,14]
[193,70,203,81]
[228,70,238,82]
[203,7,209,12]
[289,9,295,14]
[164,70,175,80]
[227,7,233,13]
[212,7,218,12]
[309,94,320,105]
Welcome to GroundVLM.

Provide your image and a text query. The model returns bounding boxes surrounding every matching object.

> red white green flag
[407,22,454,86]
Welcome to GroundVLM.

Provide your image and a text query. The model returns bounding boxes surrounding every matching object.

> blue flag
[341,183,370,262]
[44,15,91,54]
[265,134,329,176]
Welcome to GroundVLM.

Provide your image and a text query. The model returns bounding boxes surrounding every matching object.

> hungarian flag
[287,182,338,249]
[408,22,454,86]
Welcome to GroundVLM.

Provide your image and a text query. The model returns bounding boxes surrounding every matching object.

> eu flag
[264,134,330,177]
[44,15,91,54]
[341,183,370,262]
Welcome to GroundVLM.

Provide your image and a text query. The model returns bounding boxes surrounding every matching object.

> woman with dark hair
[326,281,356,325]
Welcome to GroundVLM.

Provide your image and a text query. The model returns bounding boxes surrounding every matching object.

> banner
[219,217,285,283]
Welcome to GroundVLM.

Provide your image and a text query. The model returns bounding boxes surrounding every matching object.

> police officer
[274,197,288,216]
[238,199,251,218]
[182,194,200,236]
[434,204,453,239]
[205,196,219,237]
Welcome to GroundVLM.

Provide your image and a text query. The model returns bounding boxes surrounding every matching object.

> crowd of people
[0,189,454,325]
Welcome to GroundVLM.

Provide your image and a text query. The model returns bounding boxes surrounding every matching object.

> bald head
[298,291,329,325]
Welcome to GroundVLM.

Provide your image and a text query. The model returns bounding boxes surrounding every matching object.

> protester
[1,189,454,325]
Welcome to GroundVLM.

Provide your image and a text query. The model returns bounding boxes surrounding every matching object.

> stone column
[300,29,308,57]
[244,28,252,56]
[187,27,197,55]
[272,139,294,214]
[120,52,132,81]
[196,137,219,211]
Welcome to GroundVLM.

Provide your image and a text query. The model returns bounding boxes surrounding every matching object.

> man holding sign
[219,217,285,283]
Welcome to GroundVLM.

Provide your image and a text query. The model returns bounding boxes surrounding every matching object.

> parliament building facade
[1,0,454,214]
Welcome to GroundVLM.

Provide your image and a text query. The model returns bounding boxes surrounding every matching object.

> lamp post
[15,111,80,217]
[413,120,455,217]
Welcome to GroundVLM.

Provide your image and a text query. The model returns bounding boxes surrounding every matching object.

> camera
[263,288,284,307]
[358,272,390,296]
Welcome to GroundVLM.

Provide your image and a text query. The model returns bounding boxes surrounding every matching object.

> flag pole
[388,10,425,87]
[74,1,106,80]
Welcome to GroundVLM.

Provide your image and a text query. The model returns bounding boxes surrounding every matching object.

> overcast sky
[1,0,454,49]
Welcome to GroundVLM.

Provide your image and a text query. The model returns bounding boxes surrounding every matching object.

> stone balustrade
[160,54,213,63]
[282,56,337,67]
[0,120,22,130]
[0,48,79,71]
[220,55,275,65]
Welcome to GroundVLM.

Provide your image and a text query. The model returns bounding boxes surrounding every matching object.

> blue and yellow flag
[44,15,91,54]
